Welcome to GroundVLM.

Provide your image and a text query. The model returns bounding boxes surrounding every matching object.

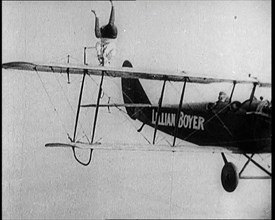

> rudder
[121,60,151,119]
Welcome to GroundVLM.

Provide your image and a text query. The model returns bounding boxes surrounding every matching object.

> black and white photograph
[2,1,271,219]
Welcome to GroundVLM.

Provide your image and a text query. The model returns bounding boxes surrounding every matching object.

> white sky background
[2,1,272,76]
[2,1,271,219]
[2,1,271,101]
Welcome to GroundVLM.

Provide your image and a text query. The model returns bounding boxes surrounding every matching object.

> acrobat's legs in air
[91,0,117,66]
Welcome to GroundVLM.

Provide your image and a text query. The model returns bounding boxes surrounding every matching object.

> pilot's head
[218,91,227,102]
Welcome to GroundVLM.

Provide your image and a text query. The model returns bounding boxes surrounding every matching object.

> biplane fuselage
[121,60,271,155]
[126,103,271,153]
[2,59,272,192]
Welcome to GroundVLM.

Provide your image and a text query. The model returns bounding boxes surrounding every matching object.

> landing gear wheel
[221,162,239,192]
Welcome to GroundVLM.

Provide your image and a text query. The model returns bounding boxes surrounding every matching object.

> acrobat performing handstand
[91,0,118,66]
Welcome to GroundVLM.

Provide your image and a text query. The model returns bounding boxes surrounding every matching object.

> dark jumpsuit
[94,6,117,39]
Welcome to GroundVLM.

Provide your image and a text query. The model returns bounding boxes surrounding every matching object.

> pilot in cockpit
[213,91,229,109]
[217,91,229,103]
[208,91,230,110]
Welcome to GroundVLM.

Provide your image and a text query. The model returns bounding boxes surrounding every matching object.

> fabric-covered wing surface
[45,142,242,154]
[2,61,271,87]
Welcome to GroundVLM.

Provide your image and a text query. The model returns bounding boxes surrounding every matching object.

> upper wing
[2,61,271,87]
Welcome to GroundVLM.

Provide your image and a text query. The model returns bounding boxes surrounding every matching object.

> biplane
[2,58,272,193]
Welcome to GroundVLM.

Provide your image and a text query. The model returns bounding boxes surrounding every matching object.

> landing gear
[221,153,238,192]
[221,162,238,192]
[220,152,271,192]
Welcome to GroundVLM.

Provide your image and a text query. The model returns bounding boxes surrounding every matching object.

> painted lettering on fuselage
[152,109,205,131]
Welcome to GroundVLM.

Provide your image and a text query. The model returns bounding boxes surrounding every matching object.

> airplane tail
[121,60,151,120]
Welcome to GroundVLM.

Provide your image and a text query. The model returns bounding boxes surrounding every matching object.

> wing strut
[73,70,86,142]
[248,83,257,109]
[90,70,105,144]
[153,79,167,144]
[228,81,236,103]
[173,78,187,146]
[66,55,70,84]
[71,70,93,166]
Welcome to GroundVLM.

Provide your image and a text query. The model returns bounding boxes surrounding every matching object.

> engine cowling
[221,162,239,192]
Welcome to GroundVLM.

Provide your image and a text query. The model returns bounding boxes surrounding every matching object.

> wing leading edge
[2,61,271,87]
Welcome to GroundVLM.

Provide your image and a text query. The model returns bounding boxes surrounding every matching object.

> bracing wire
[169,80,235,146]
[45,47,83,64]
[35,68,70,138]
[36,64,93,166]
[87,74,153,144]
[167,80,237,147]
[110,77,173,145]
[34,53,180,164]
[53,73,75,113]
[168,80,203,111]
[183,102,233,142]
[103,76,237,148]
[52,72,90,142]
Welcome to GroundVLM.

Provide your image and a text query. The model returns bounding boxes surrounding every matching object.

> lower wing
[45,142,241,154]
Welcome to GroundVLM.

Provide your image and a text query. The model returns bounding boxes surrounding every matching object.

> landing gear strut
[220,152,271,192]
[221,153,238,192]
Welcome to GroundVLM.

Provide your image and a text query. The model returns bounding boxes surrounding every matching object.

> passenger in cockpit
[256,99,270,114]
